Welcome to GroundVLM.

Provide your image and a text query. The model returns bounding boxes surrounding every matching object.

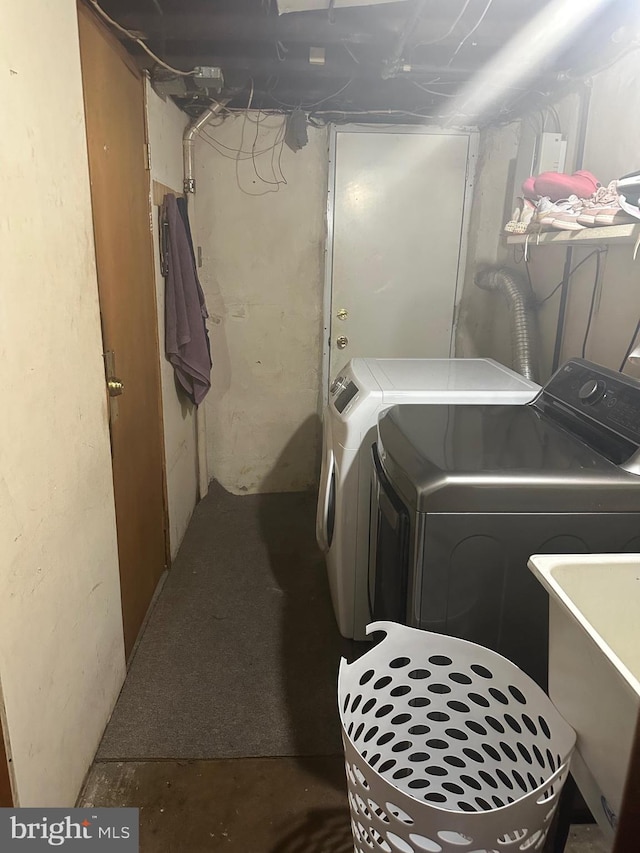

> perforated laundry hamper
[339,622,576,853]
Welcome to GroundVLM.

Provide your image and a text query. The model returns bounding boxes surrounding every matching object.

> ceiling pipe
[183,98,229,194]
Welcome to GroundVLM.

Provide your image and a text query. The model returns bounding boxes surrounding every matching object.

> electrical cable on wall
[88,0,195,75]
[531,249,605,305]
[620,318,640,372]
[581,249,602,358]
[199,82,288,197]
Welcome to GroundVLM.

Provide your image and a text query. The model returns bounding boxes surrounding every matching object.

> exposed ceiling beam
[116,12,523,48]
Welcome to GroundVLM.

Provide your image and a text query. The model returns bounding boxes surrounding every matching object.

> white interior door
[326,126,474,384]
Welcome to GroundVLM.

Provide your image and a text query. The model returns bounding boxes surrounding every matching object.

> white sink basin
[528,553,640,843]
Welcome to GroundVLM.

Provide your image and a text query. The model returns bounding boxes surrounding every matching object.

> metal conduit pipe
[183,99,229,194]
[475,266,539,382]
[182,98,229,499]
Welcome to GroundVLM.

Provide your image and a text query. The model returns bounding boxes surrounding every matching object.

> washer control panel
[541,358,640,444]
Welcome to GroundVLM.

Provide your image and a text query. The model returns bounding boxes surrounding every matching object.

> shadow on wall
[269,808,353,853]
[260,413,323,494]
[257,415,367,790]
[173,371,195,419]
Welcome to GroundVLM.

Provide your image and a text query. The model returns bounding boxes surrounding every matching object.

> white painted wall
[195,115,328,494]
[0,0,125,805]
[146,82,199,557]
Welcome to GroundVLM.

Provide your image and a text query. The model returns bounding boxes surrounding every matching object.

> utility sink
[529,553,640,845]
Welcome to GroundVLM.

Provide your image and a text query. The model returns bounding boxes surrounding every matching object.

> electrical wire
[200,123,286,160]
[537,250,604,306]
[267,78,354,110]
[620,318,640,372]
[409,79,457,97]
[580,249,601,358]
[88,0,195,76]
[250,109,285,187]
[447,0,494,66]
[415,0,475,48]
[206,83,287,197]
[549,105,562,133]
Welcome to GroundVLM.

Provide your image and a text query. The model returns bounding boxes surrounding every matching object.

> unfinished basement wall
[455,122,520,368]
[195,115,328,495]
[527,56,640,381]
[459,63,640,383]
[146,82,199,556]
[0,0,125,805]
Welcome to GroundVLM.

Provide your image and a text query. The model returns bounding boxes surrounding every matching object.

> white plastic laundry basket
[339,622,576,853]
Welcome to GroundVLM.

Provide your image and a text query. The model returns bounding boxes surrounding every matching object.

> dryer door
[370,443,410,624]
[316,416,336,552]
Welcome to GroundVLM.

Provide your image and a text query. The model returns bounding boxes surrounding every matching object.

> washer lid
[361,358,540,402]
[377,403,640,513]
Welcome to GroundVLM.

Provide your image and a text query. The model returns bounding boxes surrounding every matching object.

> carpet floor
[97,483,349,761]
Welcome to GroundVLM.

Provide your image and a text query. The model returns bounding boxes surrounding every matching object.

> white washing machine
[316,358,541,641]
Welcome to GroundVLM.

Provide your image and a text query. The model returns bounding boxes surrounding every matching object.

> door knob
[337,336,348,350]
[108,378,125,397]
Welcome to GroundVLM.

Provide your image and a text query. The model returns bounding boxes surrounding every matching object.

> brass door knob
[107,378,125,397]
[336,336,349,350]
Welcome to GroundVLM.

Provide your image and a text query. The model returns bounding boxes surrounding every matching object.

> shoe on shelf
[549,196,587,230]
[533,196,559,228]
[534,195,585,230]
[576,180,634,226]
[504,198,537,233]
[504,198,525,233]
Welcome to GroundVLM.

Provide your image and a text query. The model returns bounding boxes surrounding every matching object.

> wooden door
[327,127,473,384]
[0,725,12,806]
[78,5,168,657]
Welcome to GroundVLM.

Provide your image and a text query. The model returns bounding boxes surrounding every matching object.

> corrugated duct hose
[474,267,539,382]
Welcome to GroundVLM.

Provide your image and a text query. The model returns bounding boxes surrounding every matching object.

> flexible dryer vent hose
[474,267,539,382]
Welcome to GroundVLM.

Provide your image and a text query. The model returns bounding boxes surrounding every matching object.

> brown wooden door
[78,5,168,657]
[0,725,12,806]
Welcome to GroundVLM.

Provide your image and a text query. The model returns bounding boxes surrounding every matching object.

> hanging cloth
[162,193,212,405]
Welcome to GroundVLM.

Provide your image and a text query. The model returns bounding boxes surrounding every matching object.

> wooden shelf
[505,223,640,247]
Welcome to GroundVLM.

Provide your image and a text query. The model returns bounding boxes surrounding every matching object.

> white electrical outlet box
[538,132,567,175]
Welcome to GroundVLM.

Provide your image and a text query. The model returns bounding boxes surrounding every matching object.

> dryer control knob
[330,375,347,395]
[579,379,606,404]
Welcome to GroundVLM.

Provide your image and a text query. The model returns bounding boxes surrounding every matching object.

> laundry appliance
[370,358,640,687]
[316,358,540,640]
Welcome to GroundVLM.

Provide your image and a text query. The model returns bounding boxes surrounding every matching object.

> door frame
[321,123,479,405]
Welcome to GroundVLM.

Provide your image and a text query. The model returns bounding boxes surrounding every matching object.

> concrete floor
[80,756,610,852]
[81,486,611,852]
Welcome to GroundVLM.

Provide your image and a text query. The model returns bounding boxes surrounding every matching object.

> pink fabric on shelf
[522,176,537,199]
[533,170,601,201]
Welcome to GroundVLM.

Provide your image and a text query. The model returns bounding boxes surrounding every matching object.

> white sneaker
[545,195,586,231]
[577,181,629,226]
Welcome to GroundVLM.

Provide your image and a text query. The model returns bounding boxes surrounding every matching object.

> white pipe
[182,99,229,498]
